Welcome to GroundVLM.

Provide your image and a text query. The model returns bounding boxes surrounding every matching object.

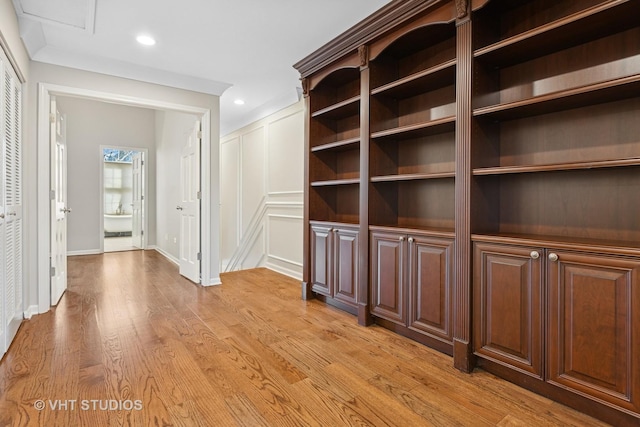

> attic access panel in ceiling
[13,0,96,32]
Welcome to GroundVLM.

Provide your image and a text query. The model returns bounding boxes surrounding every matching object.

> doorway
[101,147,146,253]
[37,83,216,314]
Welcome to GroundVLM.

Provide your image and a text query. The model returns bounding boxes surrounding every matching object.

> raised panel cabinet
[473,242,544,379]
[547,250,640,415]
[371,229,454,347]
[310,222,359,310]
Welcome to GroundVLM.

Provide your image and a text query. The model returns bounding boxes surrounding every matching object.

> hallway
[0,251,607,426]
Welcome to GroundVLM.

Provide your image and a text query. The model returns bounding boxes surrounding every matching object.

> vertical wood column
[358,45,373,325]
[301,78,313,300]
[453,8,474,372]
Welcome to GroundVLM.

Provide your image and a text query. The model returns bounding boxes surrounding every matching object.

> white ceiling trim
[32,45,232,96]
[12,0,96,33]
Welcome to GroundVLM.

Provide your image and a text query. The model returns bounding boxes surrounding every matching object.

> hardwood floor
[0,251,609,426]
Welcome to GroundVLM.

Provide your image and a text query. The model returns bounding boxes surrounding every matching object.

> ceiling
[12,0,391,135]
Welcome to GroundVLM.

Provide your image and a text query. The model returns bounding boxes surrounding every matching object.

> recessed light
[136,35,156,46]
[234,99,245,105]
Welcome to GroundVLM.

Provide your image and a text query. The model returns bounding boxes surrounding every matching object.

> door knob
[176,206,184,211]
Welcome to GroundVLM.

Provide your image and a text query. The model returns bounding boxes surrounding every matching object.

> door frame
[37,83,215,313]
[99,146,148,252]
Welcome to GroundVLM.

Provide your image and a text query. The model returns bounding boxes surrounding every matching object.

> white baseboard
[23,305,39,319]
[67,249,102,256]
[265,262,302,281]
[152,246,179,266]
[203,276,222,286]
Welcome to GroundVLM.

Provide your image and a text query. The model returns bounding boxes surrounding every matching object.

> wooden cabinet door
[473,242,544,379]
[547,251,640,414]
[310,224,333,297]
[408,235,454,343]
[371,231,406,325]
[333,227,358,308]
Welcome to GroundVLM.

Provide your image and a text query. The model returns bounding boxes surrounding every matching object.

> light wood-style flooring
[0,251,609,426]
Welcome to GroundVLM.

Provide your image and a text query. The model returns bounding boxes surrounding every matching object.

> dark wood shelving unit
[296,1,640,425]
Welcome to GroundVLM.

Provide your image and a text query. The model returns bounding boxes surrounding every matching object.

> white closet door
[1,52,23,355]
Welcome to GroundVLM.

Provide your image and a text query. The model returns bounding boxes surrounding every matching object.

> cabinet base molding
[374,318,453,356]
[313,294,358,316]
[301,281,313,300]
[357,303,374,326]
[453,339,474,373]
[477,359,640,427]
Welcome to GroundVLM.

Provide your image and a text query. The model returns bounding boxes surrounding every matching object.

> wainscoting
[221,101,304,279]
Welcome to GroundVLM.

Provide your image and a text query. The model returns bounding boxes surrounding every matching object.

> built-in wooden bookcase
[308,67,361,225]
[297,0,640,423]
[471,0,640,250]
[369,22,457,233]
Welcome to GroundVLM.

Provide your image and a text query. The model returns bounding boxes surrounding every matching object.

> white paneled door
[131,151,144,249]
[178,121,201,283]
[50,96,69,305]
[1,51,24,356]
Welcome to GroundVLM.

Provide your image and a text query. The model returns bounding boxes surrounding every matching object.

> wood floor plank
[0,251,613,426]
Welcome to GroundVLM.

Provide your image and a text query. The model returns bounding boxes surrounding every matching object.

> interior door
[131,151,144,249]
[178,121,201,283]
[3,59,23,352]
[50,96,69,305]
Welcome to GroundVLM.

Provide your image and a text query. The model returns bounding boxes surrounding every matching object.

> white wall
[155,110,199,262]
[26,61,221,313]
[0,0,29,81]
[56,97,157,253]
[220,100,304,279]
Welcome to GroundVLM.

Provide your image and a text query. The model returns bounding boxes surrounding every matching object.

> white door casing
[131,151,144,249]
[50,97,68,305]
[178,121,201,283]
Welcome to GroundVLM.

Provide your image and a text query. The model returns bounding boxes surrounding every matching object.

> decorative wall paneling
[296,0,640,425]
[220,102,304,279]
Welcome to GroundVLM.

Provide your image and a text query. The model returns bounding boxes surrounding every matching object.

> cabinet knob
[0,213,4,219]
[333,229,338,233]
[399,236,405,242]
[530,251,539,259]
[408,237,414,243]
[548,253,559,262]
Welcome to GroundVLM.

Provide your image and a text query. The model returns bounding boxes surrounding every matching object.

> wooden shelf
[371,116,456,141]
[311,96,360,119]
[473,158,640,176]
[370,224,455,238]
[371,60,456,99]
[471,233,640,257]
[474,0,638,67]
[473,75,640,120]
[310,178,359,187]
[371,172,454,182]
[311,137,360,153]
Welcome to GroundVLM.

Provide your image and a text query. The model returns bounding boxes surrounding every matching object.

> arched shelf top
[308,52,360,92]
[369,2,457,61]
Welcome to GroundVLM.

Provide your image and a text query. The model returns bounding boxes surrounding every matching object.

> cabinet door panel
[371,231,405,325]
[473,242,544,379]
[310,225,333,296]
[334,228,358,307]
[547,251,640,413]
[408,235,454,343]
